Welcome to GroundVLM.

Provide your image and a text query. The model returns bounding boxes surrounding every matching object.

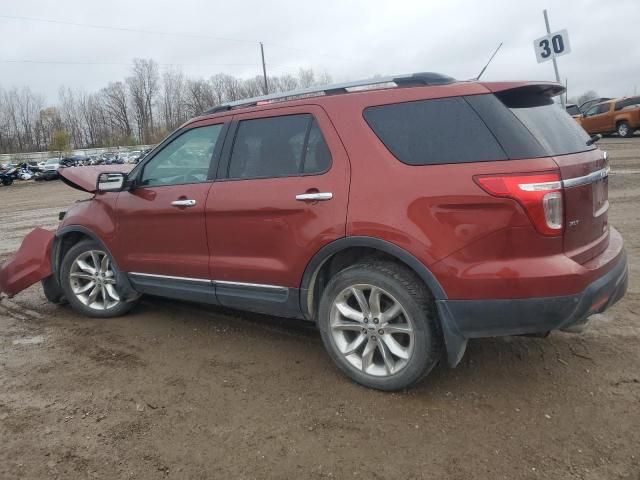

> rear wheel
[2,177,13,186]
[617,121,633,138]
[60,240,135,318]
[317,261,442,391]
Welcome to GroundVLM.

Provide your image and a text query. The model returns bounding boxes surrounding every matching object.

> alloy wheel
[618,123,629,136]
[329,284,415,377]
[69,250,121,310]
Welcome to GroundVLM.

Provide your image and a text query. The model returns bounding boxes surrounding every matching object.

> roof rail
[203,72,456,115]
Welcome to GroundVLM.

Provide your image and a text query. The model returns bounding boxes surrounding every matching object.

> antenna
[475,42,503,80]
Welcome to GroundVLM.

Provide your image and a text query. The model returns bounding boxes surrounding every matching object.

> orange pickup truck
[577,96,640,138]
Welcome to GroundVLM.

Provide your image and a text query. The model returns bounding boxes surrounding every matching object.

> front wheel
[617,121,633,138]
[60,240,136,318]
[317,262,442,391]
[2,177,13,186]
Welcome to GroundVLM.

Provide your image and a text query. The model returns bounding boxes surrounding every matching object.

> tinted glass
[615,96,640,111]
[363,97,507,165]
[566,105,581,116]
[141,124,222,187]
[465,94,546,159]
[584,105,600,117]
[507,101,593,156]
[228,114,330,179]
[302,120,332,174]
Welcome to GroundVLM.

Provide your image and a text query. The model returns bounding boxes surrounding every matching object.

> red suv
[0,73,628,390]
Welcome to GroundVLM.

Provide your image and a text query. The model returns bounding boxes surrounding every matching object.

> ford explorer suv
[0,72,628,391]
[578,96,640,138]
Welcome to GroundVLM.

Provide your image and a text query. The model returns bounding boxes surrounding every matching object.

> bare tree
[161,69,187,131]
[298,68,316,88]
[0,62,335,153]
[101,82,133,141]
[127,58,159,143]
[184,79,215,117]
[577,90,600,106]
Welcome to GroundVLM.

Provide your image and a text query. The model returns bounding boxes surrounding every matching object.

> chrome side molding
[128,272,287,291]
[562,166,610,189]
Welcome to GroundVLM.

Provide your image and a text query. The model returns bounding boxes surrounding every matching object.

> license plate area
[592,176,608,217]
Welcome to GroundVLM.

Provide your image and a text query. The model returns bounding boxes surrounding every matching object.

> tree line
[0,59,331,155]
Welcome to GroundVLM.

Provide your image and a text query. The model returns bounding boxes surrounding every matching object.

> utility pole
[543,9,565,108]
[260,42,268,95]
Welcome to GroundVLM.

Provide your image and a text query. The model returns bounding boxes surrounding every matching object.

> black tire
[617,121,633,138]
[60,239,136,318]
[317,261,442,391]
[2,178,13,186]
[41,276,67,304]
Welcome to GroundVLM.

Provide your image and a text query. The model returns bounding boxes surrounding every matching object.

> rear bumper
[437,245,628,367]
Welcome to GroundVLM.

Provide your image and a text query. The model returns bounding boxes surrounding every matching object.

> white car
[42,158,61,172]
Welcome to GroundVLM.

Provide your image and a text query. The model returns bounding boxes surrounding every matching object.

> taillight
[474,172,564,236]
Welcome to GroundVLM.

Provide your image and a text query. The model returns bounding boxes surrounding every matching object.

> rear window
[364,89,594,165]
[615,96,640,111]
[501,101,594,156]
[363,97,507,165]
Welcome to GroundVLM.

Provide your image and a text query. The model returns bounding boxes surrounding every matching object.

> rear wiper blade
[586,134,602,146]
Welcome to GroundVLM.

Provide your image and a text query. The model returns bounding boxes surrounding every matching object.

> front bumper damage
[0,228,55,297]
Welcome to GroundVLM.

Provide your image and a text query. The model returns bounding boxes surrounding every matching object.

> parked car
[34,170,60,181]
[0,166,17,186]
[578,97,612,114]
[41,157,61,174]
[577,96,640,138]
[124,151,143,163]
[565,103,582,117]
[0,73,627,391]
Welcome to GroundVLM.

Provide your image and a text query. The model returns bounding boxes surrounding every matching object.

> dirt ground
[1,138,639,480]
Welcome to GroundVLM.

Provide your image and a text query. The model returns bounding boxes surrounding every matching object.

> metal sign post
[543,10,564,108]
[534,9,570,108]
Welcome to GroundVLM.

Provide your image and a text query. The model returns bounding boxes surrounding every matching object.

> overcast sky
[1,0,638,103]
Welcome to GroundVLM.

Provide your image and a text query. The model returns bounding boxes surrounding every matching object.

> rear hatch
[477,83,608,263]
[552,150,608,263]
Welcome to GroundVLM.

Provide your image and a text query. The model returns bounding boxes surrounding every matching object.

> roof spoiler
[484,82,566,108]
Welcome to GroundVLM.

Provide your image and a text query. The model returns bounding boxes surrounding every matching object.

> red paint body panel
[114,184,212,278]
[59,195,120,249]
[206,105,350,287]
[0,228,54,297]
[552,149,609,263]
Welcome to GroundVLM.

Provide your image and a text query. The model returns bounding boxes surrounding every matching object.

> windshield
[46,159,59,164]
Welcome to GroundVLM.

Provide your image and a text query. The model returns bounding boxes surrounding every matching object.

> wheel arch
[299,236,447,321]
[52,225,137,300]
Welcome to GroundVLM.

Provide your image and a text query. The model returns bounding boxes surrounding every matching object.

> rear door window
[363,97,507,165]
[227,114,331,179]
[615,96,640,111]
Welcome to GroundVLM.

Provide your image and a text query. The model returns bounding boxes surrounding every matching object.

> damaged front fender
[0,228,55,297]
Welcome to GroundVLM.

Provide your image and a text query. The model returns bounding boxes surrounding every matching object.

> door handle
[295,192,333,201]
[171,199,197,207]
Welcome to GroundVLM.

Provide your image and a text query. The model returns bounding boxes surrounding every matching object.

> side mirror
[97,172,127,192]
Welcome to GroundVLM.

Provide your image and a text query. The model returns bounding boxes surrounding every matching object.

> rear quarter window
[363,97,507,165]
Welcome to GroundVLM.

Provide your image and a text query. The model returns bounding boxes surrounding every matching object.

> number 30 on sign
[534,29,571,63]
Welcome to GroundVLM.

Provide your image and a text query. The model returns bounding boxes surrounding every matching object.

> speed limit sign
[534,29,571,63]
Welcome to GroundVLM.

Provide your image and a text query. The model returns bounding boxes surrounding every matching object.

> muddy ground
[1,138,639,480]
